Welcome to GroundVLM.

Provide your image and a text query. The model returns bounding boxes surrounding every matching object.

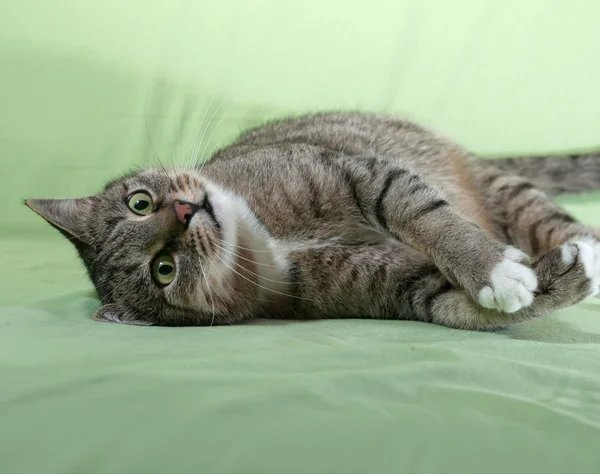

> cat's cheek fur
[477,248,538,313]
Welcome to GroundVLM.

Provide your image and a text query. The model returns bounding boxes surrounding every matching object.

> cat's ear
[93,304,154,326]
[25,197,97,245]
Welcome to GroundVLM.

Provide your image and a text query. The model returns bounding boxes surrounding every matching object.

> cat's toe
[477,248,537,313]
[568,238,600,297]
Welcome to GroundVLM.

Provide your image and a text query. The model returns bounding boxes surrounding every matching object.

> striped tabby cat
[26,112,600,329]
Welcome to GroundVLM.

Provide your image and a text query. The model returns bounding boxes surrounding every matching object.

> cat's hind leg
[287,241,595,330]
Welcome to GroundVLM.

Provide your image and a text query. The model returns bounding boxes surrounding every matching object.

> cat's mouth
[201,195,220,229]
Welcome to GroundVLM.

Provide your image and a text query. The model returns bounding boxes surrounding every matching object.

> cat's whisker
[225,252,300,286]
[216,240,283,253]
[203,133,232,160]
[469,195,492,220]
[187,98,217,170]
[199,103,236,165]
[60,231,93,243]
[213,252,314,302]
[212,241,279,267]
[186,93,216,170]
[190,100,225,170]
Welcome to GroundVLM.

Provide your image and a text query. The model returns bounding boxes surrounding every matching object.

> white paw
[569,238,600,297]
[477,248,538,313]
[560,243,578,265]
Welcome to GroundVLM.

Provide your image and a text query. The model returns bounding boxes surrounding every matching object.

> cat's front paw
[477,248,538,313]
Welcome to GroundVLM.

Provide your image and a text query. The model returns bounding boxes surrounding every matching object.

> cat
[26,112,600,330]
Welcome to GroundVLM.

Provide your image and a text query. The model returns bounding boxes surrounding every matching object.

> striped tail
[486,152,600,196]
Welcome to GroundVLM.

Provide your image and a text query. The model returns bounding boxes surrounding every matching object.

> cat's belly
[426,152,500,239]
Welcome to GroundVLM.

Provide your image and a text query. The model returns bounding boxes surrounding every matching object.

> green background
[1,1,600,473]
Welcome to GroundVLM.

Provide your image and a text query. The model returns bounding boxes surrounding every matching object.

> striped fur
[26,112,600,330]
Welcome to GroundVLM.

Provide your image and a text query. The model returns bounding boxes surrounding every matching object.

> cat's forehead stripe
[127,174,170,192]
[115,169,202,193]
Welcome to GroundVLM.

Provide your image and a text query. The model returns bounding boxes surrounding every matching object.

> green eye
[127,192,153,215]
[152,255,176,286]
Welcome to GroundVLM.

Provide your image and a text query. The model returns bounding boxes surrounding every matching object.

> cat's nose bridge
[173,200,200,226]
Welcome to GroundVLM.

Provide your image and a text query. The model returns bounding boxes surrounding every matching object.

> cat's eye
[151,255,176,286]
[127,192,154,216]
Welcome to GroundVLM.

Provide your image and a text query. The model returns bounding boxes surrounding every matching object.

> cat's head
[26,168,264,326]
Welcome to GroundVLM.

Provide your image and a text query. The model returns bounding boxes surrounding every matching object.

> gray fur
[26,112,600,330]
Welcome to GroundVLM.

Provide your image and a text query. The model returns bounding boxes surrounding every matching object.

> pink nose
[173,200,197,225]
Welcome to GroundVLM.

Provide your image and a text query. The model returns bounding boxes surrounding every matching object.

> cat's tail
[485,151,600,196]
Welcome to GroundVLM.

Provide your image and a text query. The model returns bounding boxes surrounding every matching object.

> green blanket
[2,2,600,473]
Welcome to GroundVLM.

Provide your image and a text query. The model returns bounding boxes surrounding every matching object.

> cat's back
[236,111,456,164]
[234,112,482,205]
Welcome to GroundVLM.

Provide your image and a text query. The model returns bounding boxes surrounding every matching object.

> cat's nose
[173,200,201,226]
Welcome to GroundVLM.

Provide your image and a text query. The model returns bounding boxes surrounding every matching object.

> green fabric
[2,1,600,473]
